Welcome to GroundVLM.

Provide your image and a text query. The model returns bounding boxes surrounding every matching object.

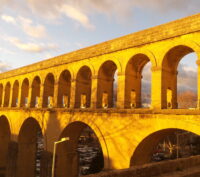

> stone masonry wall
[86,155,200,177]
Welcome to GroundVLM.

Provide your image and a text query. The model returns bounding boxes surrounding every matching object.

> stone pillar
[27,86,32,108]
[91,75,98,108]
[171,71,178,109]
[116,73,125,108]
[9,86,14,108]
[70,79,76,108]
[1,88,5,107]
[17,86,22,108]
[196,60,200,109]
[151,66,163,109]
[40,84,44,108]
[6,141,18,177]
[53,82,59,108]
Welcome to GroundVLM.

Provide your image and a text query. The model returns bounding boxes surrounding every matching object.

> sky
[0,0,199,71]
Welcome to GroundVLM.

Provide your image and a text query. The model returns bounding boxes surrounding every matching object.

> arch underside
[57,121,104,177]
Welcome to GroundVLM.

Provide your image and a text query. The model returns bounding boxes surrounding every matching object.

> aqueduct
[0,13,200,177]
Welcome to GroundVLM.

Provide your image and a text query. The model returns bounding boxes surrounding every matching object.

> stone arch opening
[130,128,200,166]
[57,70,71,108]
[43,73,55,108]
[177,53,197,108]
[75,66,92,108]
[55,121,104,177]
[20,78,29,107]
[0,115,11,177]
[97,61,117,108]
[17,118,44,177]
[0,84,3,106]
[162,45,197,109]
[3,82,11,107]
[30,76,41,108]
[125,54,151,108]
[11,80,19,107]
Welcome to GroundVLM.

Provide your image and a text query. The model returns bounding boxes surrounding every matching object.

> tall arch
[30,76,41,108]
[75,66,92,108]
[0,115,11,177]
[16,118,43,177]
[0,84,3,106]
[97,61,117,108]
[55,121,104,177]
[42,73,55,108]
[162,45,196,108]
[57,70,71,108]
[3,82,11,107]
[125,54,151,108]
[130,128,200,166]
[11,80,19,107]
[20,78,29,107]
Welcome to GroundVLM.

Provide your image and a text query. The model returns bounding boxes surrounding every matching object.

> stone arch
[0,84,3,106]
[57,70,71,108]
[11,80,19,107]
[109,58,122,74]
[16,117,43,177]
[0,115,11,176]
[55,121,105,177]
[125,53,152,108]
[75,66,92,108]
[20,78,29,107]
[161,44,197,108]
[97,60,117,108]
[74,62,95,78]
[3,82,11,107]
[130,128,200,166]
[160,40,200,66]
[30,76,41,108]
[43,73,55,108]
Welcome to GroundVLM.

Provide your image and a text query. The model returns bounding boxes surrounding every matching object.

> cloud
[0,47,15,54]
[1,14,16,24]
[177,63,197,92]
[60,4,95,30]
[18,16,47,38]
[1,0,199,29]
[1,14,47,38]
[24,0,95,29]
[0,60,12,73]
[5,36,58,53]
[135,0,200,13]
[0,0,12,9]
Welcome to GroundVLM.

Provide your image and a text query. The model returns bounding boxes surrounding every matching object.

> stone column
[91,75,98,108]
[27,86,32,108]
[39,84,44,108]
[116,73,125,108]
[9,86,14,108]
[70,79,76,108]
[196,60,200,109]
[53,82,59,108]
[1,87,6,107]
[18,86,22,108]
[6,141,18,177]
[151,66,163,109]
